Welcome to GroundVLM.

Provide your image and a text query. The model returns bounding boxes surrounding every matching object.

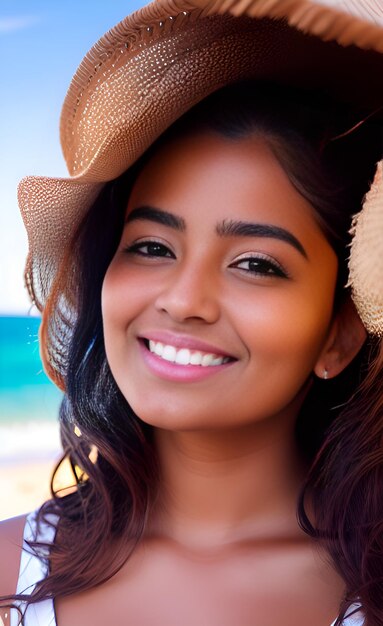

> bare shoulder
[0,515,27,598]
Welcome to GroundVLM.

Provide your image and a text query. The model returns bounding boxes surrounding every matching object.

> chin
[128,401,209,431]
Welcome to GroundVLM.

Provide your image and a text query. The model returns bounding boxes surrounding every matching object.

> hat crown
[60,0,383,182]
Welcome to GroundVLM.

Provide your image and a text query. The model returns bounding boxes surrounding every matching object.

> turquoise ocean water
[0,316,62,462]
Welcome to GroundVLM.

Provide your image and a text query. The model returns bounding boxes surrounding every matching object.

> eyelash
[124,240,288,278]
[229,255,288,278]
[124,240,175,258]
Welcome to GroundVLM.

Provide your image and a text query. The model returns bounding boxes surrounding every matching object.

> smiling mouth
[142,339,235,367]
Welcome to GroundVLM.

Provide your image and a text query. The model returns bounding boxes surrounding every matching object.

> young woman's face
[102,131,338,432]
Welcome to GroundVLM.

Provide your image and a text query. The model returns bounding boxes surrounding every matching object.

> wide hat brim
[19,0,383,334]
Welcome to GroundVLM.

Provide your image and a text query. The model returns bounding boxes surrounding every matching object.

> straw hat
[18,0,383,336]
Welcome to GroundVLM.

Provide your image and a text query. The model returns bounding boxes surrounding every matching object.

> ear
[313,296,367,380]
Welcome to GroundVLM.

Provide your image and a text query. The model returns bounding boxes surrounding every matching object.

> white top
[11,512,365,626]
[11,512,57,626]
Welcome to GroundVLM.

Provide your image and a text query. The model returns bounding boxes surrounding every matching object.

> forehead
[127,130,330,248]
[128,131,328,231]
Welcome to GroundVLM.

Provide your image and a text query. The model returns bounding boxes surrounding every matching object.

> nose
[154,260,221,324]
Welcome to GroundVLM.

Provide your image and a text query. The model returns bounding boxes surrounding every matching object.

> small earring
[323,368,329,380]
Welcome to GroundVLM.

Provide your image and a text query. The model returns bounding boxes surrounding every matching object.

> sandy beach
[0,456,75,521]
[0,416,67,520]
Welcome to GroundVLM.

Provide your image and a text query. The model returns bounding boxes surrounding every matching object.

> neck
[149,409,307,550]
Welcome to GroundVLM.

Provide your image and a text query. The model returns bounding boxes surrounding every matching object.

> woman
[0,1,382,625]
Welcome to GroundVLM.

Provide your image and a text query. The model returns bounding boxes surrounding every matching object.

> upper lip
[139,331,237,359]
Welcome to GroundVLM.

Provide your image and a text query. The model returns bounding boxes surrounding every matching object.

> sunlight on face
[101,131,338,434]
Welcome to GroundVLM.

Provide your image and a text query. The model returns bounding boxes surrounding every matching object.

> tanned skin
[1,133,366,626]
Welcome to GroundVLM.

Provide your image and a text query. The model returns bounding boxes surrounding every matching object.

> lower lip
[138,341,235,382]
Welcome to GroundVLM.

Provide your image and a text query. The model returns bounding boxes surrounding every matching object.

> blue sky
[0,0,144,314]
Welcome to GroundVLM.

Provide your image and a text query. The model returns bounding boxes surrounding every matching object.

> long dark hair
[8,83,383,624]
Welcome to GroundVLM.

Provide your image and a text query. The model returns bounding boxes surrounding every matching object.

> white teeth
[154,343,163,357]
[162,345,177,362]
[175,348,190,365]
[146,341,230,367]
[212,356,225,365]
[201,354,214,366]
[190,352,202,365]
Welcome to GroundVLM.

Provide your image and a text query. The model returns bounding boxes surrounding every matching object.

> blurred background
[1,0,143,520]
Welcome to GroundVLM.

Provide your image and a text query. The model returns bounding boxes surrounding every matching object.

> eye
[229,255,288,278]
[124,240,175,258]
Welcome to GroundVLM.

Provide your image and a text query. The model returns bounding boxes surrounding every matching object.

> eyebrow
[126,206,307,259]
[216,219,308,259]
[126,206,186,231]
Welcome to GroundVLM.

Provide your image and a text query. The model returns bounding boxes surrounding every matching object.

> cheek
[101,261,146,356]
[102,257,152,319]
[223,291,334,422]
[102,263,126,334]
[234,280,335,372]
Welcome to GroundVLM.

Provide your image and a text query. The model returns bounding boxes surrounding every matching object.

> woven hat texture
[18,0,383,337]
